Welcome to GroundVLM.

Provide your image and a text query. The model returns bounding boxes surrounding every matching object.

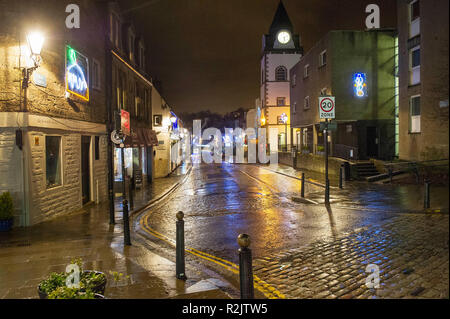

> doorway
[81,136,91,204]
[366,126,378,158]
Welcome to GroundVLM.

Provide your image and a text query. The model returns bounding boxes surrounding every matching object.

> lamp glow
[170,116,177,123]
[27,32,45,56]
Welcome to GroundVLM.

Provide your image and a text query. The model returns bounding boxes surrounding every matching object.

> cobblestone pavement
[253,213,449,299]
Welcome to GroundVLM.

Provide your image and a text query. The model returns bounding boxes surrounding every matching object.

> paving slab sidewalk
[0,163,231,299]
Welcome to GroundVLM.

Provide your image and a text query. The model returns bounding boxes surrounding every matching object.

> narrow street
[135,161,449,299]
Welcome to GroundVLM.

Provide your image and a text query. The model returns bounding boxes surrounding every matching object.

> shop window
[46,136,62,189]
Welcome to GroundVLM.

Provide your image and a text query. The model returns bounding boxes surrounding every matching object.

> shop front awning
[123,127,159,147]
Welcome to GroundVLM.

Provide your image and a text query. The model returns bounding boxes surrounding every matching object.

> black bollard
[128,176,134,211]
[176,211,187,280]
[325,178,330,205]
[123,199,131,246]
[339,167,343,189]
[301,172,305,198]
[238,234,254,299]
[424,180,430,209]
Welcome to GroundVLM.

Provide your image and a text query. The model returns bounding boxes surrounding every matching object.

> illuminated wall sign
[65,45,89,101]
[353,72,367,97]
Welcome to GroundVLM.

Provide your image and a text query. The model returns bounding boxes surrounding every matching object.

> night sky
[118,0,397,114]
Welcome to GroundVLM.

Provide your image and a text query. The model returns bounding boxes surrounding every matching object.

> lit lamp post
[23,31,45,111]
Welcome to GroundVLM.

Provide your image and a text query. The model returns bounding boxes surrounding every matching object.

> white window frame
[304,96,310,109]
[409,95,421,133]
[409,0,420,38]
[292,74,296,87]
[409,45,420,85]
[293,101,297,114]
[319,50,327,67]
[304,64,310,78]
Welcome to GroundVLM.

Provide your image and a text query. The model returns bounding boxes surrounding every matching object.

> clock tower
[259,1,302,150]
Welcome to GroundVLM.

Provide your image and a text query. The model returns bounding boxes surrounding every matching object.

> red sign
[121,109,130,136]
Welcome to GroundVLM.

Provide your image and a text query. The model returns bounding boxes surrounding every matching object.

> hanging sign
[65,45,89,101]
[121,109,130,136]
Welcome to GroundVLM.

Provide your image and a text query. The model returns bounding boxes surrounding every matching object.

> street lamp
[22,31,45,111]
[170,115,177,124]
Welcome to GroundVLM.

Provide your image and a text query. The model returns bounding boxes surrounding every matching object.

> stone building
[397,0,449,161]
[290,30,397,161]
[0,0,109,225]
[107,2,158,194]
[259,1,302,151]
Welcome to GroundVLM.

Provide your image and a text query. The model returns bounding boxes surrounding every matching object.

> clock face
[277,31,290,44]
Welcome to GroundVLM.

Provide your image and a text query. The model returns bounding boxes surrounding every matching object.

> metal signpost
[319,96,335,205]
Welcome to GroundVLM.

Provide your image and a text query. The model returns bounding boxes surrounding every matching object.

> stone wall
[279,151,346,178]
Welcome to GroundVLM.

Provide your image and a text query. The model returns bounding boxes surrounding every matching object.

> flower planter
[38,270,107,299]
[82,270,107,295]
[0,218,13,232]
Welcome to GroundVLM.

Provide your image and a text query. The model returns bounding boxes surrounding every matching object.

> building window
[275,66,287,81]
[129,30,135,62]
[410,46,420,85]
[291,74,296,87]
[277,97,286,106]
[110,13,120,49]
[304,96,310,109]
[409,0,420,37]
[139,44,145,70]
[304,64,309,78]
[154,114,162,126]
[319,50,327,67]
[46,136,62,189]
[92,59,100,90]
[409,95,421,133]
[94,136,100,160]
[293,101,297,114]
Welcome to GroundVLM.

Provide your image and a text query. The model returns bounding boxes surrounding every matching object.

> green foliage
[109,270,130,282]
[317,145,325,152]
[39,258,107,297]
[48,286,96,299]
[39,272,68,295]
[0,192,13,220]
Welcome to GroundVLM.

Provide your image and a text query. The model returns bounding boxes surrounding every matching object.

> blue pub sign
[353,72,367,97]
[65,45,89,101]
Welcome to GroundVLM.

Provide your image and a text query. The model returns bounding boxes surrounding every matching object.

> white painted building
[259,1,302,150]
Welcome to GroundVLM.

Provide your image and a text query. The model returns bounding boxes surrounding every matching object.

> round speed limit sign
[319,96,335,119]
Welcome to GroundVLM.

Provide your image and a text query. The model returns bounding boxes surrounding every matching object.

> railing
[333,144,359,161]
[384,159,449,183]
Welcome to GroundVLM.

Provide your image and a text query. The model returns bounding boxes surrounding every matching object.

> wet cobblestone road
[138,162,449,299]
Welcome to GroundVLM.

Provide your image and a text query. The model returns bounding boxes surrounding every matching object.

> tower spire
[269,1,293,34]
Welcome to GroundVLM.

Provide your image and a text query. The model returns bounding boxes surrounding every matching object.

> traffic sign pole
[325,119,330,205]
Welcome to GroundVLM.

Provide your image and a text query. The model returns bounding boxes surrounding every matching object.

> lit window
[154,114,162,126]
[46,136,62,189]
[319,50,326,67]
[277,97,286,106]
[275,66,287,81]
[410,96,420,133]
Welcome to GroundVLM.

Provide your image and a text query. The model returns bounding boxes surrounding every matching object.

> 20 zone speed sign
[319,96,335,119]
